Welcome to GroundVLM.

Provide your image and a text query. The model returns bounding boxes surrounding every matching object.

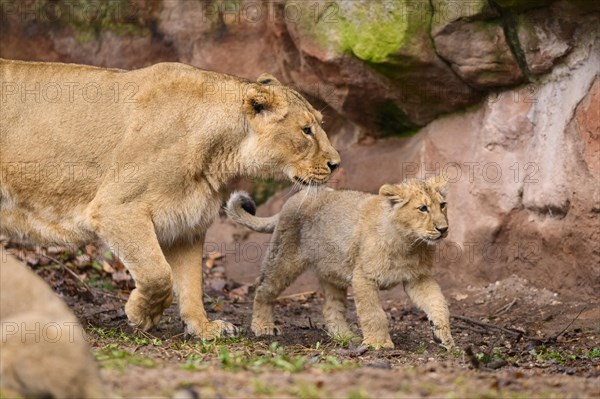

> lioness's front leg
[403,276,455,350]
[352,270,394,349]
[92,207,173,330]
[163,239,237,339]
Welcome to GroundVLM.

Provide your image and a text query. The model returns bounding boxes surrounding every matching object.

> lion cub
[227,176,455,349]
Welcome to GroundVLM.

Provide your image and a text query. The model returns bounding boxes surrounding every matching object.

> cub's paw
[431,324,455,351]
[362,337,394,350]
[251,321,281,337]
[186,320,239,340]
[125,288,173,330]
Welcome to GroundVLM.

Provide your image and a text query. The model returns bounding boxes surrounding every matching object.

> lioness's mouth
[293,176,327,186]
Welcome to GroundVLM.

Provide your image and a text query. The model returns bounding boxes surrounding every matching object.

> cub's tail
[226,191,279,233]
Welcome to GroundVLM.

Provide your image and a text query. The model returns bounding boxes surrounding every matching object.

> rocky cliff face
[1,0,598,295]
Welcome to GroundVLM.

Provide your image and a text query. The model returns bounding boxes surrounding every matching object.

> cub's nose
[436,226,448,234]
[327,162,340,172]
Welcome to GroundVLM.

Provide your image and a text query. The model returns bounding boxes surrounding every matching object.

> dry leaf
[85,244,97,257]
[454,293,469,301]
[206,252,224,269]
[208,252,224,260]
[112,271,131,282]
[102,260,115,274]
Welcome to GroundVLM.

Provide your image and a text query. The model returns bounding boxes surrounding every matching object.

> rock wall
[1,0,598,296]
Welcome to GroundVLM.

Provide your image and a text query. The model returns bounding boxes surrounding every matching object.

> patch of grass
[253,379,275,396]
[346,390,369,399]
[316,355,356,372]
[89,327,162,347]
[588,347,600,359]
[182,354,208,372]
[416,341,427,355]
[85,272,115,291]
[529,346,566,365]
[94,343,155,371]
[328,330,357,348]
[292,382,325,399]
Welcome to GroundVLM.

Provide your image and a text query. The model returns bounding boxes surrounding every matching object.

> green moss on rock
[337,1,431,64]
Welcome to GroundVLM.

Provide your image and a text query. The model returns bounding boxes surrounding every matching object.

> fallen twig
[545,306,587,343]
[42,253,94,296]
[451,314,526,338]
[493,298,517,316]
[278,291,317,300]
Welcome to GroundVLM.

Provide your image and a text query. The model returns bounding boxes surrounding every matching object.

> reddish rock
[516,7,575,75]
[434,19,524,88]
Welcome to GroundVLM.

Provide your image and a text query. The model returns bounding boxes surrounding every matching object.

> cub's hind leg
[320,279,354,339]
[251,246,305,336]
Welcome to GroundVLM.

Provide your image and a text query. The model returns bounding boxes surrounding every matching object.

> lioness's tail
[226,191,279,233]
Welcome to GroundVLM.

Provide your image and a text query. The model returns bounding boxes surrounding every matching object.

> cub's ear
[427,175,448,198]
[379,184,409,208]
[257,73,281,86]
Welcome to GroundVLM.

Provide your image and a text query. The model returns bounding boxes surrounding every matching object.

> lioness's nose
[327,161,340,172]
[436,226,448,234]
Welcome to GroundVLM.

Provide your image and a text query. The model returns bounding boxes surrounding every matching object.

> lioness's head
[379,176,449,244]
[241,74,341,185]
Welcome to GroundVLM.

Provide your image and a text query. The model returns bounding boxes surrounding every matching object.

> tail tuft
[226,191,278,233]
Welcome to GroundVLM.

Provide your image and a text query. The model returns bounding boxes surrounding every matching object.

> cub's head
[242,73,340,185]
[379,176,449,244]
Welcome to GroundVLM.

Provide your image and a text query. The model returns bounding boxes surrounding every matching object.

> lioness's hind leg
[320,279,354,339]
[403,276,455,350]
[252,254,305,337]
[92,206,173,330]
[164,239,237,340]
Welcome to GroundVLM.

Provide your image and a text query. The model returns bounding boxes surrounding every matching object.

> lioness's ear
[257,73,281,86]
[243,85,288,121]
[379,184,409,207]
[427,175,448,198]
[243,86,272,116]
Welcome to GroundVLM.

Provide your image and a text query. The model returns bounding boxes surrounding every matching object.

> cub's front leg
[352,270,394,349]
[163,239,237,339]
[92,205,173,330]
[403,276,455,350]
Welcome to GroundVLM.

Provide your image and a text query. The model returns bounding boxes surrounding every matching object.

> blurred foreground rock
[0,255,106,398]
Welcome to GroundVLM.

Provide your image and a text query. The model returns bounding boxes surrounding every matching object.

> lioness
[227,176,455,349]
[1,255,105,398]
[0,59,340,339]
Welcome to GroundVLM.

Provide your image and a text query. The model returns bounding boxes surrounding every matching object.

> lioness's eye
[302,126,313,136]
[440,202,446,209]
[418,205,429,213]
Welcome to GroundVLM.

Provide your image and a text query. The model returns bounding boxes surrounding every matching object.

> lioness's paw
[186,320,239,340]
[125,288,173,330]
[251,321,281,337]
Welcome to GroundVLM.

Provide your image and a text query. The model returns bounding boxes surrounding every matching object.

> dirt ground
[2,239,599,399]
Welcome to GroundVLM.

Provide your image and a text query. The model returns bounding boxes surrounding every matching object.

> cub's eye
[418,205,429,213]
[302,126,313,136]
[440,202,446,209]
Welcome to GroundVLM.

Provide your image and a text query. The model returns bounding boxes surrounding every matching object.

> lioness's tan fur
[227,177,455,349]
[0,58,340,338]
[0,255,105,398]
